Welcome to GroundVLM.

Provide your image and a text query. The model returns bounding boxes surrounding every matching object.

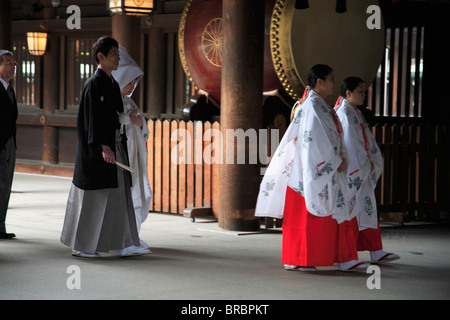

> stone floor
[1,173,449,303]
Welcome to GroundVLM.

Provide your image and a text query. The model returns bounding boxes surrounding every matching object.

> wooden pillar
[0,0,11,50]
[219,0,265,231]
[146,27,167,117]
[112,14,141,61]
[42,35,60,164]
[112,14,142,104]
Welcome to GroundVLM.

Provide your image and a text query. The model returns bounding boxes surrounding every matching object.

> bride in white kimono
[112,46,153,249]
[335,76,399,263]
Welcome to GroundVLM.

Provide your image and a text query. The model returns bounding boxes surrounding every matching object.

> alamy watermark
[66,5,81,30]
[65,5,382,31]
[170,128,280,174]
[66,265,81,290]
[65,264,381,291]
[366,265,381,289]
[366,5,382,30]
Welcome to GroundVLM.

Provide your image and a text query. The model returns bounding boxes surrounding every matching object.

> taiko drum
[179,0,384,106]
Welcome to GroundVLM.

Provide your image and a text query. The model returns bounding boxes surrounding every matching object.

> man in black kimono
[61,36,150,257]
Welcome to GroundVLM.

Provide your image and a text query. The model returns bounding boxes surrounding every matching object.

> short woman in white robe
[335,77,399,263]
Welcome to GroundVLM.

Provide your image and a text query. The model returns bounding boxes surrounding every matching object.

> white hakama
[60,131,140,253]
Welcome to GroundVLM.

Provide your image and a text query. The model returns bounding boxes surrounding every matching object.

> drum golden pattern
[202,18,223,68]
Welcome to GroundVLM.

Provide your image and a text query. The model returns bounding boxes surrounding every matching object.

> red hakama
[282,187,383,267]
[346,218,383,252]
[282,186,359,266]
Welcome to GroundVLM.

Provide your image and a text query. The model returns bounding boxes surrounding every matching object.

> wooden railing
[372,122,450,221]
[146,119,450,221]
[147,119,220,217]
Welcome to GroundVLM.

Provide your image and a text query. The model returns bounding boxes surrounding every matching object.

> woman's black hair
[307,64,333,88]
[340,76,364,97]
[92,36,119,64]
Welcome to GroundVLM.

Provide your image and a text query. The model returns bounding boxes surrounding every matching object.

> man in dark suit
[0,50,18,239]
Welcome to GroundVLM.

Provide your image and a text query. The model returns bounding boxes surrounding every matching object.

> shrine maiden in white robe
[335,98,383,230]
[112,46,152,233]
[255,89,350,224]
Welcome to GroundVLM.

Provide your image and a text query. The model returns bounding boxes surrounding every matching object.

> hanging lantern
[107,0,156,15]
[26,32,48,56]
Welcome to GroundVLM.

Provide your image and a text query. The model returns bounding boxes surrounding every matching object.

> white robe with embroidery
[335,98,382,230]
[122,96,152,231]
[112,45,152,233]
[255,90,350,224]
